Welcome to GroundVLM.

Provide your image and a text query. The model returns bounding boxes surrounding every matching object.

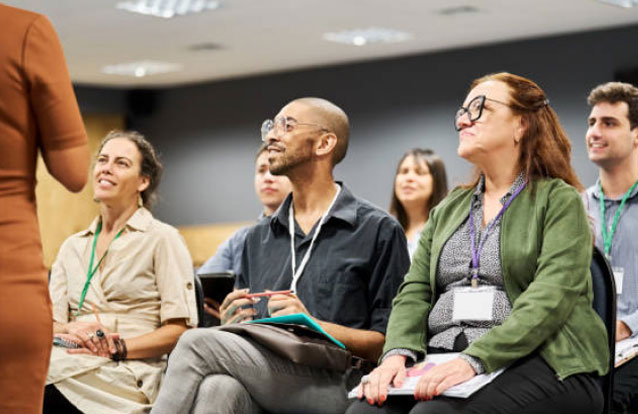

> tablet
[198,271,236,304]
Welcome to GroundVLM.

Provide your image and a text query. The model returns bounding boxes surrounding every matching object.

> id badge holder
[612,266,624,294]
[452,286,495,322]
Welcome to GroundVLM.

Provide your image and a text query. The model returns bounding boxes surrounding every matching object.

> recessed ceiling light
[101,60,182,77]
[436,5,481,15]
[596,0,637,7]
[116,0,220,19]
[323,27,412,46]
[188,42,223,51]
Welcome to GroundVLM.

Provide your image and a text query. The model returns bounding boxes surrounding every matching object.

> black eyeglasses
[454,95,512,131]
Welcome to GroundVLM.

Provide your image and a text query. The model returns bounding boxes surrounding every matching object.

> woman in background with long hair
[390,149,448,258]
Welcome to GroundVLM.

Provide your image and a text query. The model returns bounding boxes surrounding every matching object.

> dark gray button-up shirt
[238,183,410,334]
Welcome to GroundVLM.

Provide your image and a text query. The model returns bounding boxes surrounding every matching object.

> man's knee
[200,375,245,397]
[194,375,258,414]
[172,328,207,355]
[174,328,226,354]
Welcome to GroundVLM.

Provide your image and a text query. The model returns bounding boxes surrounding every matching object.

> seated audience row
[45,74,638,414]
[151,72,610,414]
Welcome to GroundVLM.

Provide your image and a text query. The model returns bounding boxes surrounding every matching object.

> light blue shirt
[197,213,265,276]
[583,179,638,336]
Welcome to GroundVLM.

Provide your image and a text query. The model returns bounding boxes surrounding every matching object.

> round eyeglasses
[261,117,330,142]
[454,95,512,131]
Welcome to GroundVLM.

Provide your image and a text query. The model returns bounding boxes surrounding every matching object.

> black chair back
[590,246,617,414]
[193,271,206,328]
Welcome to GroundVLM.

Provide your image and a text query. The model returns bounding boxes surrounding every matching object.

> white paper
[453,288,494,321]
[613,267,624,295]
[348,353,505,399]
[615,336,638,367]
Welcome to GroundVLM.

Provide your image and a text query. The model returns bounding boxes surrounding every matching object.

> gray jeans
[151,328,359,414]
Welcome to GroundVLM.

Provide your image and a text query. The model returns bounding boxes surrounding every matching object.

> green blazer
[383,178,609,379]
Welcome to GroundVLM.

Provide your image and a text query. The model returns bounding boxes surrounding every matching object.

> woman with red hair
[349,73,609,414]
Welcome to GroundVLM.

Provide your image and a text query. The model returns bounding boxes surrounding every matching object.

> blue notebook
[248,313,346,349]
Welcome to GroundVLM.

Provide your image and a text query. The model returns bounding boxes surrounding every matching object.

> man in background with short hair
[583,81,638,414]
[197,143,291,319]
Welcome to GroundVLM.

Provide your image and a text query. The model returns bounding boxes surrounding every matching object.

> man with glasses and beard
[151,97,410,414]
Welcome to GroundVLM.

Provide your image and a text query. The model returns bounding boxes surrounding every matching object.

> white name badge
[613,267,624,295]
[452,286,495,322]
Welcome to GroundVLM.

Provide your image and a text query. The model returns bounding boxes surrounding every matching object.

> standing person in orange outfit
[0,4,89,413]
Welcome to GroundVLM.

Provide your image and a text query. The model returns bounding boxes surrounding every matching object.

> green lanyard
[76,221,124,314]
[599,179,638,257]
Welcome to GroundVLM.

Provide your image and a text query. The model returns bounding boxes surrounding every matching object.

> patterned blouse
[385,173,526,373]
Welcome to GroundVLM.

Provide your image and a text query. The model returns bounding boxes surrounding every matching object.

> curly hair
[97,130,163,209]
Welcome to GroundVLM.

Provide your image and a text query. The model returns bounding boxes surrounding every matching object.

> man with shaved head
[152,98,409,414]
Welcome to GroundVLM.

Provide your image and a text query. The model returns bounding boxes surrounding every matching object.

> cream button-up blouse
[47,207,198,414]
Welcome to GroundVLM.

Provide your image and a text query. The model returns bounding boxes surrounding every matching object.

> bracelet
[111,338,128,362]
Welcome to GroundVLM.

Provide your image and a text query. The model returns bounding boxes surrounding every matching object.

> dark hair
[465,72,582,191]
[255,142,269,162]
[97,130,163,209]
[587,82,638,129]
[389,148,448,229]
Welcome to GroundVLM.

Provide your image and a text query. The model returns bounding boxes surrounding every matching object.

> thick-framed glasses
[454,95,512,131]
[261,117,329,142]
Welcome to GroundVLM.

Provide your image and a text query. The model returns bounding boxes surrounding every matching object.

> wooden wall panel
[36,114,124,268]
[36,114,248,268]
[178,222,251,267]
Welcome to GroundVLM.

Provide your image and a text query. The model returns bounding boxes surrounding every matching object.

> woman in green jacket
[349,72,609,414]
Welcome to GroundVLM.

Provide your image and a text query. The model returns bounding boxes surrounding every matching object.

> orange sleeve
[23,15,88,152]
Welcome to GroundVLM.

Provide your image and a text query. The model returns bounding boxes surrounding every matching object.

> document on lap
[248,312,346,349]
[348,353,505,399]
[615,336,638,367]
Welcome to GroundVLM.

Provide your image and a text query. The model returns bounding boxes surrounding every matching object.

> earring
[138,194,144,208]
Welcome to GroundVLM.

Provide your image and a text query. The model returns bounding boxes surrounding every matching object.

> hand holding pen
[63,305,118,358]
[90,304,118,357]
[265,290,309,317]
[239,289,304,317]
[219,289,258,325]
[219,289,300,324]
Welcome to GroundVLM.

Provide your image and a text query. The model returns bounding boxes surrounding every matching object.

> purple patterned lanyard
[468,180,527,288]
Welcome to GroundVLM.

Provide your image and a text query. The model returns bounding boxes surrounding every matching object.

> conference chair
[590,246,617,414]
[193,271,207,328]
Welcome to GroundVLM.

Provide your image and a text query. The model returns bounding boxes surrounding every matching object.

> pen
[243,290,293,299]
[91,304,107,340]
[92,304,103,325]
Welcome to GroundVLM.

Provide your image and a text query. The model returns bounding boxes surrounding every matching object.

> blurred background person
[44,131,197,414]
[198,143,292,276]
[390,148,448,258]
[0,4,90,413]
[197,143,292,321]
